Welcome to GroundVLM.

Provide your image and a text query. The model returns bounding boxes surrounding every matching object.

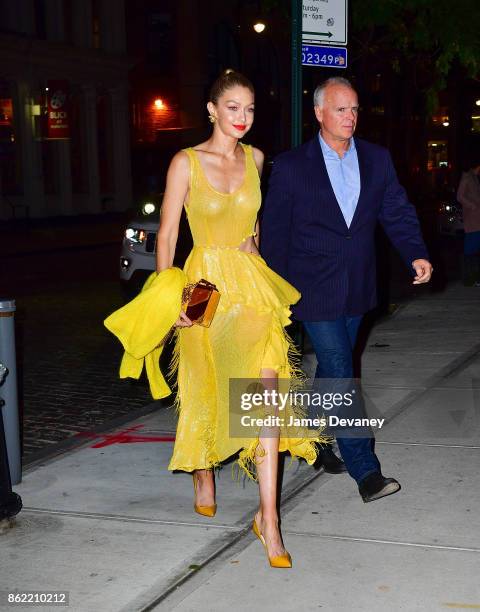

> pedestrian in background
[457,160,480,286]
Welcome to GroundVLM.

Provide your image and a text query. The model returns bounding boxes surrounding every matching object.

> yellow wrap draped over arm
[103,267,187,399]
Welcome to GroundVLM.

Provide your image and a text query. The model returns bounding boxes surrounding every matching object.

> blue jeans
[303,316,381,484]
[464,230,480,256]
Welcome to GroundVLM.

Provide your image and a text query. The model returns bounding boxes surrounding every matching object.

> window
[147,12,174,72]
[70,92,86,193]
[0,80,22,195]
[427,141,448,171]
[63,0,74,44]
[92,0,101,49]
[34,0,47,40]
[97,94,113,193]
[40,140,57,195]
[209,21,240,80]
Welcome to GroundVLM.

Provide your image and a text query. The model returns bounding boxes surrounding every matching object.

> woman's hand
[175,310,193,328]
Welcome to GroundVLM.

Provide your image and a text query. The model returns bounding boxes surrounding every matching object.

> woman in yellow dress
[157,70,320,568]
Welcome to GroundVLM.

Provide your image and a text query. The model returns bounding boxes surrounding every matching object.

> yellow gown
[168,143,322,477]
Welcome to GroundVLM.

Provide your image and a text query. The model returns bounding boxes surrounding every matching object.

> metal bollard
[0,299,21,485]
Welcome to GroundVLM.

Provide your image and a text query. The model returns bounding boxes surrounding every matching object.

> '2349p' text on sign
[302,44,347,68]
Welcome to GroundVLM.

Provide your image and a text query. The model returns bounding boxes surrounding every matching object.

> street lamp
[253,22,266,33]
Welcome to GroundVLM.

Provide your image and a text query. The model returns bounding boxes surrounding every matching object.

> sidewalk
[1,282,479,612]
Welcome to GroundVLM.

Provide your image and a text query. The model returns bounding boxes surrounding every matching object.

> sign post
[291,1,348,147]
[291,0,303,148]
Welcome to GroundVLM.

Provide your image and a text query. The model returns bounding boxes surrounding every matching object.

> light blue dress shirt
[319,133,360,228]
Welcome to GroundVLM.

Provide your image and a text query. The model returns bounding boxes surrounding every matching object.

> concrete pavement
[1,281,479,611]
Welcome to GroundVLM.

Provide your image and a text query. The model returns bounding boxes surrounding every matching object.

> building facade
[126,0,289,197]
[0,0,132,219]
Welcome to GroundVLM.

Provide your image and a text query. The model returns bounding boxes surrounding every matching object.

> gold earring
[208,115,216,124]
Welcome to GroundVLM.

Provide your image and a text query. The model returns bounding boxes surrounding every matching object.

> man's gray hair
[313,77,356,108]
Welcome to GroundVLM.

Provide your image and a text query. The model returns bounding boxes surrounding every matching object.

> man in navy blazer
[261,77,433,502]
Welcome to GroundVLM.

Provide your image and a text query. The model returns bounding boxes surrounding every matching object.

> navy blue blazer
[261,136,429,321]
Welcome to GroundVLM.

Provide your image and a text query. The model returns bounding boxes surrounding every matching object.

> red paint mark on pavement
[75,424,175,448]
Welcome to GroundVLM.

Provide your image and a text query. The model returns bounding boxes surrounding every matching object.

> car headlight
[125,228,146,243]
[142,202,156,215]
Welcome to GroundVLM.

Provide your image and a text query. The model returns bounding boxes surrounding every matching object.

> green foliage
[260,0,289,17]
[261,0,480,111]
[351,0,480,113]
[351,0,480,80]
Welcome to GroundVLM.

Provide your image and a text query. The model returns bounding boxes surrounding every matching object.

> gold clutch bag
[182,279,220,327]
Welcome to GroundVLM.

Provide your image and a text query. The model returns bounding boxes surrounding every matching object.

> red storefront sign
[46,80,70,139]
[0,99,13,127]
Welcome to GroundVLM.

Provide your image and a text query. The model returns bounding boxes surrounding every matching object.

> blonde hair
[209,69,254,104]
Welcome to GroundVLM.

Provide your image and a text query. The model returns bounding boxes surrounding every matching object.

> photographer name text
[239,415,385,428]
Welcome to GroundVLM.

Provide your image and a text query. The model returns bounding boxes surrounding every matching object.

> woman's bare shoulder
[252,146,264,162]
[251,147,265,172]
[168,150,191,174]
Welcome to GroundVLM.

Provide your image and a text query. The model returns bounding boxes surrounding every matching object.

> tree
[351,0,480,111]
[350,0,480,186]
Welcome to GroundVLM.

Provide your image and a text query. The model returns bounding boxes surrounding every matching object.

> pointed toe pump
[252,517,292,568]
[193,472,217,518]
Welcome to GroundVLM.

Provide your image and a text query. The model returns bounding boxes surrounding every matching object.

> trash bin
[0,299,21,485]
[0,362,22,520]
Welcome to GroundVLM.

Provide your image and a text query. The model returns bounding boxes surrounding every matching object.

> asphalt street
[3,234,155,460]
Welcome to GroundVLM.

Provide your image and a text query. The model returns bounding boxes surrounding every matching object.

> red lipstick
[233,124,247,131]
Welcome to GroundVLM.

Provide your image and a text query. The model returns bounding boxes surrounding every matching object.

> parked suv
[120,199,192,298]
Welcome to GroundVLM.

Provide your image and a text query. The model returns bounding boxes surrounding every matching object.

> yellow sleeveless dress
[168,143,320,477]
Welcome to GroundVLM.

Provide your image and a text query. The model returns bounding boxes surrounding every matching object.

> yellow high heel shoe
[192,471,216,518]
[252,516,292,568]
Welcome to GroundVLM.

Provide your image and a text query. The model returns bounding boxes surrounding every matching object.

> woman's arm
[156,151,193,327]
[156,151,190,272]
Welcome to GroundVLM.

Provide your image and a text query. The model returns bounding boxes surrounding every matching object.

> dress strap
[182,148,199,189]
[241,143,260,183]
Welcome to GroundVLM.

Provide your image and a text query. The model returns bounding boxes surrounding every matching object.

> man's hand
[412,259,433,284]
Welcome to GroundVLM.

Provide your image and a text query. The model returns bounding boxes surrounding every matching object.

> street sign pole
[290,0,303,349]
[291,0,302,148]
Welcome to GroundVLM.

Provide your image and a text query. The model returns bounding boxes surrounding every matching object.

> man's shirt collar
[319,132,356,160]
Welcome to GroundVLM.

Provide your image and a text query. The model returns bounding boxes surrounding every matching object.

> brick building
[0,0,132,219]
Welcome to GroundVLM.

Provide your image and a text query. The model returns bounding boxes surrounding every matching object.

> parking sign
[302,44,347,69]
